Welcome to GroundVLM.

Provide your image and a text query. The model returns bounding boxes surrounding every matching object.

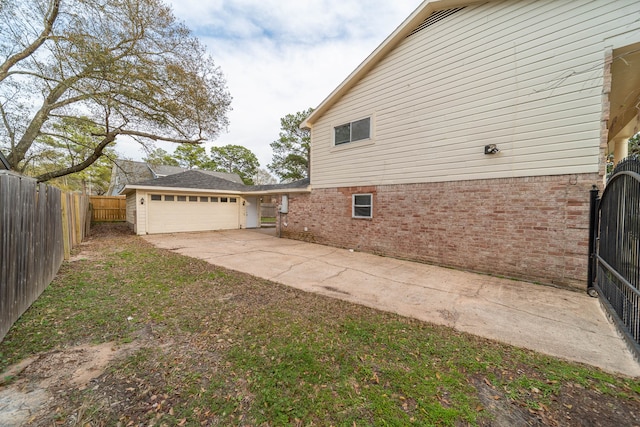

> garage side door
[147,194,239,234]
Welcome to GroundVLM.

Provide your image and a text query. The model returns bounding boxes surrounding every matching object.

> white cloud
[119,0,422,169]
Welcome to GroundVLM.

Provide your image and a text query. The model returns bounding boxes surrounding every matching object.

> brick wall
[278,173,599,289]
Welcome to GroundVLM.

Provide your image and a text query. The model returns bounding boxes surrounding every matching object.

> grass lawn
[0,223,639,426]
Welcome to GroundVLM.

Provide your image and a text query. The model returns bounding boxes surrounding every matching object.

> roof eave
[242,186,312,196]
[121,184,312,196]
[301,0,486,129]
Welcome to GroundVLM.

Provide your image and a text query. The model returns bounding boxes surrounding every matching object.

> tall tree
[0,0,231,181]
[210,144,259,185]
[173,144,208,170]
[144,148,179,167]
[268,108,313,182]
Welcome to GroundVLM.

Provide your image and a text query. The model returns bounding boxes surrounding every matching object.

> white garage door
[147,193,240,234]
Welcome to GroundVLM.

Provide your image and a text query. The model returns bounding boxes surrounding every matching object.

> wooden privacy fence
[0,171,90,342]
[261,203,277,218]
[90,195,126,222]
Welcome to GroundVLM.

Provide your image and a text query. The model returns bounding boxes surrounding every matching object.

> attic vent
[407,7,466,37]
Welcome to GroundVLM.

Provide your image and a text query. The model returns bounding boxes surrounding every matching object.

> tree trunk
[35,133,116,182]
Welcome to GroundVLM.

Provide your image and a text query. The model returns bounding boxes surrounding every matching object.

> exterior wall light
[140,197,145,205]
[484,144,500,154]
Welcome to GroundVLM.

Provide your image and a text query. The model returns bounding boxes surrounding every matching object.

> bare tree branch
[1,0,231,179]
[34,131,116,182]
[113,129,205,144]
[0,0,60,82]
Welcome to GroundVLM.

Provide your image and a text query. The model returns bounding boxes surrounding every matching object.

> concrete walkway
[143,229,640,377]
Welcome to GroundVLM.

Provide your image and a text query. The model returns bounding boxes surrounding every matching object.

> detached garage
[122,169,309,235]
[146,193,241,234]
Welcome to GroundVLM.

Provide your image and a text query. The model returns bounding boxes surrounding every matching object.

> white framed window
[150,194,162,201]
[352,194,373,218]
[335,117,371,145]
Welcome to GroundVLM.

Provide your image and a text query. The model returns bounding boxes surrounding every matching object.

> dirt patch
[0,340,141,426]
[472,377,533,426]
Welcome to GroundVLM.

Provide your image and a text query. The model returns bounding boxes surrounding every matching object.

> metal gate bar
[591,158,640,359]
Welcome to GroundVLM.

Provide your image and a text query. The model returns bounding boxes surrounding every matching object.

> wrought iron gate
[589,157,640,358]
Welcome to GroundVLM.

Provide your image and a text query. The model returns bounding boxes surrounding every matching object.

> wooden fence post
[61,193,71,260]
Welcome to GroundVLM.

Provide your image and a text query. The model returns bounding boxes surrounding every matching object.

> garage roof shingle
[132,170,309,193]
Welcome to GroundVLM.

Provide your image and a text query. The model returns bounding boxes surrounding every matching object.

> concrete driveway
[143,229,640,377]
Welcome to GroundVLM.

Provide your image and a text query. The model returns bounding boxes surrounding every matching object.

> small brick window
[352,194,372,218]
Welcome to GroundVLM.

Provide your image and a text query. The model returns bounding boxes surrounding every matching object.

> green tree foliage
[210,144,259,185]
[268,108,313,182]
[144,148,179,167]
[629,132,640,157]
[173,144,208,170]
[0,0,231,182]
[26,116,115,193]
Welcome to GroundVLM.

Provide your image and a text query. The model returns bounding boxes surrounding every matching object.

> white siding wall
[311,0,640,188]
[126,193,136,230]
[136,191,148,235]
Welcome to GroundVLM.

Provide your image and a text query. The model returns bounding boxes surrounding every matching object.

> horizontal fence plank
[90,196,126,222]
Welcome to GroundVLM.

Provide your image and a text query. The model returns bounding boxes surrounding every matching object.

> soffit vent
[407,7,466,38]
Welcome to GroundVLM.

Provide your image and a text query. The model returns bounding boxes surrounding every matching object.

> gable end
[406,6,467,38]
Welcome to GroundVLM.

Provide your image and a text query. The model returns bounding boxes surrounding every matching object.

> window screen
[334,117,371,145]
[352,194,373,218]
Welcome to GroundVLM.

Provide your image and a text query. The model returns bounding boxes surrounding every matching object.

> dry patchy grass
[1,223,639,426]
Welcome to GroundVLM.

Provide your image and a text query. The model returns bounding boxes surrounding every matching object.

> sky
[119,0,423,171]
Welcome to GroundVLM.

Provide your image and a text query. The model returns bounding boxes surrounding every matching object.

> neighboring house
[278,0,640,289]
[122,169,309,234]
[107,159,243,196]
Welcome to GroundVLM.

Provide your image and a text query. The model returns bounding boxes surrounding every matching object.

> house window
[189,196,197,202]
[150,194,162,201]
[164,195,175,201]
[352,194,373,218]
[335,117,370,145]
[200,197,208,202]
[221,197,228,202]
[177,196,187,202]
[230,197,237,203]
[211,197,219,202]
